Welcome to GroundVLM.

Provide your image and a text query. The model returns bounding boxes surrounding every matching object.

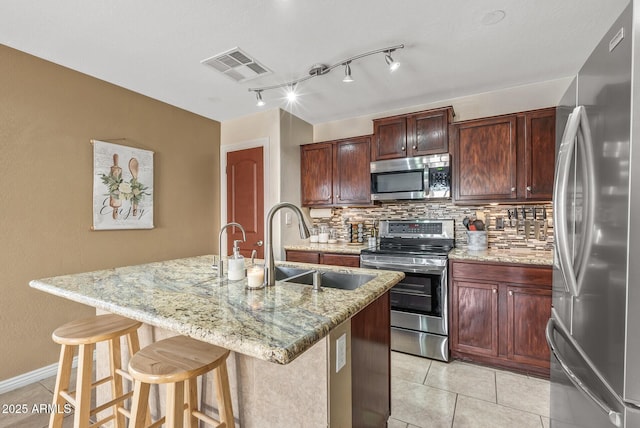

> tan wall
[0,45,220,380]
[313,77,573,141]
[279,110,313,254]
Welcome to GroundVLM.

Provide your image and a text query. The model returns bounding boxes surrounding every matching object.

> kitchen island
[30,255,403,427]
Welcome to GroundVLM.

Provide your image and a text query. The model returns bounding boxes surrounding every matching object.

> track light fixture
[248,44,404,106]
[384,51,400,72]
[255,90,265,107]
[343,62,354,83]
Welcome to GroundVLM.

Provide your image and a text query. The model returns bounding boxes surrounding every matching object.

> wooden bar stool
[128,335,235,428]
[49,313,145,428]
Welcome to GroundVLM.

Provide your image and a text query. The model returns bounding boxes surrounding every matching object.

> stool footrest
[193,409,225,427]
[115,367,133,382]
[90,413,114,428]
[90,390,133,416]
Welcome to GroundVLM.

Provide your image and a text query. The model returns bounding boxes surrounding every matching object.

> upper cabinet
[301,136,372,207]
[372,107,454,161]
[450,107,555,203]
[521,108,556,200]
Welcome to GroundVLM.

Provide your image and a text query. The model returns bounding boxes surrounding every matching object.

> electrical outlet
[285,212,292,225]
[495,217,504,230]
[336,333,346,373]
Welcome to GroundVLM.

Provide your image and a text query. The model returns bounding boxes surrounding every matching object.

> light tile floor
[389,352,551,428]
[0,352,550,427]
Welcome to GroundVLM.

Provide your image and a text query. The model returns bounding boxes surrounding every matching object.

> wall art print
[92,140,154,230]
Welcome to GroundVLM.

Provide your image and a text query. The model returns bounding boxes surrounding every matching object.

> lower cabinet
[450,260,551,377]
[351,291,390,427]
[285,249,360,267]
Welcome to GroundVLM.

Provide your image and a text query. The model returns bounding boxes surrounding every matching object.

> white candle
[247,266,265,288]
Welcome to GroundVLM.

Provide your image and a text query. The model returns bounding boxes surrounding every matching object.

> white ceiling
[0,0,630,125]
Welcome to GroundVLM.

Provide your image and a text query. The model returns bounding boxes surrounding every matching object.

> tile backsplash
[309,200,553,251]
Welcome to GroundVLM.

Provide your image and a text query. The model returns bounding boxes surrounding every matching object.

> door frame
[220,137,271,241]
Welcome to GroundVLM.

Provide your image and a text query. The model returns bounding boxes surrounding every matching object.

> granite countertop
[29,255,403,365]
[284,242,369,255]
[448,248,553,266]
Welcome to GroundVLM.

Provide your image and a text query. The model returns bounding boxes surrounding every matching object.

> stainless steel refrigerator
[547,1,640,426]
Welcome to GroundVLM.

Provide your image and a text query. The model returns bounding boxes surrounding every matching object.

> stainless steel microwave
[370,154,450,201]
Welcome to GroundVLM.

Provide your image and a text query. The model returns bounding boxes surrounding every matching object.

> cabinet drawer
[285,250,320,264]
[322,253,360,267]
[451,261,551,287]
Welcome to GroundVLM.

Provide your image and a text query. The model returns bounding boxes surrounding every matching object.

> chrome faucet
[216,222,246,277]
[265,203,310,286]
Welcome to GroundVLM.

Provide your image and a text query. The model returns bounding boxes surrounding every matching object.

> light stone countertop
[284,242,369,254]
[29,255,403,365]
[448,248,553,266]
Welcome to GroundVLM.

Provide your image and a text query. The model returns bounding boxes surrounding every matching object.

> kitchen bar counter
[29,254,402,365]
[284,242,368,254]
[448,248,553,266]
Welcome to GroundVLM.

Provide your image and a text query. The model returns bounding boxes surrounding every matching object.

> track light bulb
[286,84,297,102]
[256,91,265,107]
[385,52,400,72]
[343,62,354,83]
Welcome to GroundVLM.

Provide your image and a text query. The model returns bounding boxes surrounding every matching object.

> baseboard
[0,351,96,395]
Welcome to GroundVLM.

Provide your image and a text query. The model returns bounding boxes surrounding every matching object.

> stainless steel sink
[274,266,312,281]
[278,267,375,290]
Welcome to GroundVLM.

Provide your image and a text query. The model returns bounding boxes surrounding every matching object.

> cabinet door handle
[508,290,513,296]
[526,186,532,192]
[493,288,498,294]
[511,187,516,192]
[412,145,417,150]
[401,146,406,151]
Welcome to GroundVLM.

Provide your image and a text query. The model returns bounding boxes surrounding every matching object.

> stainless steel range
[360,219,454,362]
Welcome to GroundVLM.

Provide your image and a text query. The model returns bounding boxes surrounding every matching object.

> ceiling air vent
[201,47,272,83]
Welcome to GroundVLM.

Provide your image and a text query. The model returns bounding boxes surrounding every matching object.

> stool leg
[166,381,185,428]
[127,331,151,426]
[108,337,125,428]
[129,379,150,428]
[74,343,94,428]
[185,378,199,428]
[215,363,235,428]
[50,344,74,428]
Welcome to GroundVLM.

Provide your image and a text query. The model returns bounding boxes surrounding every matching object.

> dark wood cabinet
[285,249,360,268]
[351,291,390,427]
[450,107,556,203]
[451,115,518,202]
[451,280,499,357]
[300,142,333,206]
[301,136,371,207]
[372,107,453,161]
[450,260,552,377]
[521,108,556,200]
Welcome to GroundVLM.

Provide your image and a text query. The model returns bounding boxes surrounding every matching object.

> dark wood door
[407,107,452,156]
[300,143,333,207]
[523,108,556,200]
[451,280,499,357]
[351,292,390,428]
[507,285,552,368]
[334,137,371,206]
[452,115,518,202]
[372,116,407,160]
[226,146,264,258]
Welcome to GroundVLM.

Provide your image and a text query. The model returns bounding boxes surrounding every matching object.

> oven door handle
[360,260,445,275]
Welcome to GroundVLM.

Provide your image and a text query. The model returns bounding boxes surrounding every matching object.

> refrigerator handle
[553,107,581,296]
[546,317,623,427]
[574,107,597,293]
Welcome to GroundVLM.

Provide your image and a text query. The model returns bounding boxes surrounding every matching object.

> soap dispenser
[227,240,246,281]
